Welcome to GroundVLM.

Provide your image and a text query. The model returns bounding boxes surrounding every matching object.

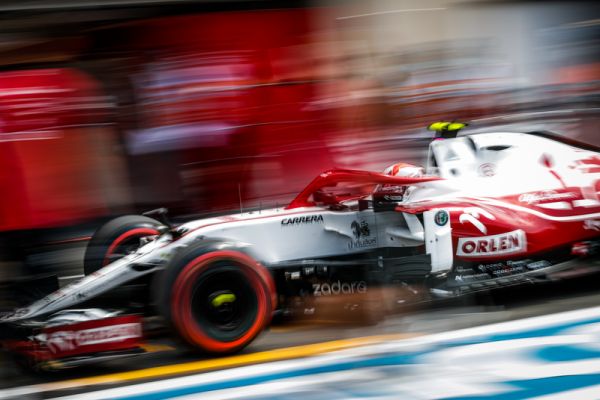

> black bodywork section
[268,246,431,317]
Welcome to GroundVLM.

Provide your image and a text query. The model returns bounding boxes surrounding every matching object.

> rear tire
[156,244,275,354]
[84,215,162,275]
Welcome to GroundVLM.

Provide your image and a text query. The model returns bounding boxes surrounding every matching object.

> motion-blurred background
[0,0,598,282]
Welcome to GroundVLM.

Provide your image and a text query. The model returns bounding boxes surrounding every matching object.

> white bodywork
[4,131,595,322]
[176,208,415,262]
[415,132,600,203]
[2,207,437,322]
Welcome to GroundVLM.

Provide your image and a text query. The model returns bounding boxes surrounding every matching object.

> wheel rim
[190,267,258,342]
[170,250,274,353]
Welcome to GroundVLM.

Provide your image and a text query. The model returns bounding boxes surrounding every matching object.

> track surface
[1,272,600,399]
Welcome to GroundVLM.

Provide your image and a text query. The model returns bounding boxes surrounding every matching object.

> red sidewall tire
[103,227,161,267]
[84,215,162,275]
[170,250,275,354]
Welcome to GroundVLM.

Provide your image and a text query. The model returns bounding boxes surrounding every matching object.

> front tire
[156,244,276,354]
[84,215,163,275]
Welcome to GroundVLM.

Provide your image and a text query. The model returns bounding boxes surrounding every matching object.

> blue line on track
[113,313,600,400]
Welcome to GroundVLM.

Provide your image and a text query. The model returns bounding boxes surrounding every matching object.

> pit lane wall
[36,305,600,400]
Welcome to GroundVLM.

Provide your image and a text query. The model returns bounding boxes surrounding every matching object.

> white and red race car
[2,124,600,369]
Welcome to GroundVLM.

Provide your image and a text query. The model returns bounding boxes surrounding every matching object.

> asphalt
[2,270,600,399]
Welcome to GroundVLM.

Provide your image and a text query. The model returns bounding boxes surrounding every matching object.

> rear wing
[286,169,442,210]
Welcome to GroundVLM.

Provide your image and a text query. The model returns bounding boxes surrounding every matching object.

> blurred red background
[0,3,597,237]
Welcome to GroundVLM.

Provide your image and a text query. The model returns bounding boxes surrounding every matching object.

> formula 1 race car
[2,123,600,369]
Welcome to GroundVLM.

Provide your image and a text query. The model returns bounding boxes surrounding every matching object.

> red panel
[398,194,600,262]
[129,10,312,53]
[0,68,113,231]
[42,315,143,359]
[0,68,108,133]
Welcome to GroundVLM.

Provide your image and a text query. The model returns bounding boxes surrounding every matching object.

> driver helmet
[383,162,424,178]
[375,162,424,201]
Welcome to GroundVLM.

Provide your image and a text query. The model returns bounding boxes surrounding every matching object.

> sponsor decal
[453,272,489,283]
[476,262,504,273]
[455,260,537,282]
[281,215,324,226]
[478,163,496,177]
[434,210,448,226]
[476,261,526,276]
[348,238,376,249]
[348,220,376,249]
[382,195,404,201]
[526,260,551,270]
[518,190,577,205]
[351,220,371,239]
[313,280,367,296]
[487,264,525,277]
[457,229,526,257]
[583,220,600,231]
[46,322,142,354]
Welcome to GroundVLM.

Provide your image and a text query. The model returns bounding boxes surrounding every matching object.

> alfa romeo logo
[434,210,448,226]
